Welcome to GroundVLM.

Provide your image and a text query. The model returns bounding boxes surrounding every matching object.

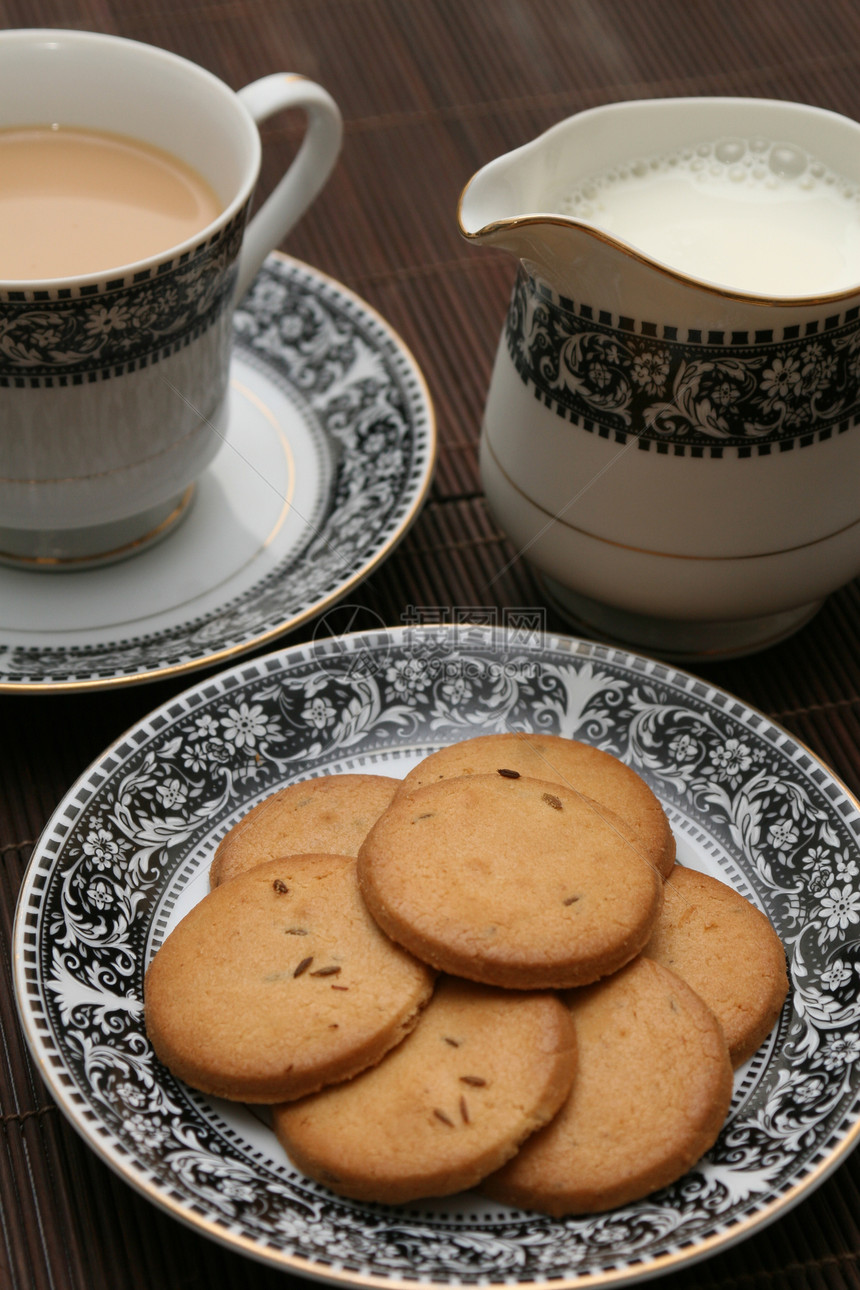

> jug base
[540,577,822,662]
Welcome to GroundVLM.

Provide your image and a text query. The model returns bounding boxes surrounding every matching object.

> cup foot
[540,577,822,661]
[0,487,195,571]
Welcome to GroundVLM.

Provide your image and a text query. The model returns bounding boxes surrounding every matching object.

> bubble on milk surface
[552,133,860,295]
[555,136,860,215]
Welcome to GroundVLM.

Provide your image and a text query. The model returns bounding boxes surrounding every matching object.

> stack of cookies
[144,733,789,1215]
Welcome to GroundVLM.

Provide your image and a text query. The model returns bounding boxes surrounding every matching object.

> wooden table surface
[5,1,860,1286]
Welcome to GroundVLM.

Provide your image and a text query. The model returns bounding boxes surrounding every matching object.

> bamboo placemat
[5,1,860,1286]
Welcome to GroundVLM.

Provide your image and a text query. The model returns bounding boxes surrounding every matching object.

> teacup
[459,97,860,658]
[0,28,342,568]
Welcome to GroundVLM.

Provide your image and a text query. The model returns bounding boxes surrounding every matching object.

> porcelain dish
[0,255,435,691]
[14,624,860,1286]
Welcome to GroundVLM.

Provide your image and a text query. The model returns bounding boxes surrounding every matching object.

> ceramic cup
[0,29,342,568]
[460,97,860,658]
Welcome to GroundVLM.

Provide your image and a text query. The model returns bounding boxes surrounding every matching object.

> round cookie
[643,864,788,1067]
[397,733,675,878]
[210,774,398,887]
[273,975,577,1204]
[145,854,435,1103]
[483,956,733,1215]
[357,772,664,989]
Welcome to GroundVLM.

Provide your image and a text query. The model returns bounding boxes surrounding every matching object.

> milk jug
[459,97,860,658]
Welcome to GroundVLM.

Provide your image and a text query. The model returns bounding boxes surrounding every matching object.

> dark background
[4,1,860,1286]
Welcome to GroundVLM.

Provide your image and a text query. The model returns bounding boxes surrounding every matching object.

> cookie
[397,733,675,878]
[357,772,664,989]
[145,854,435,1102]
[210,774,398,887]
[643,864,788,1066]
[483,956,733,1215]
[273,975,577,1204]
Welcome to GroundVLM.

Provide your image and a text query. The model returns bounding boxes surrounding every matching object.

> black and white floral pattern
[0,256,434,690]
[0,210,246,382]
[15,626,860,1286]
[508,267,860,454]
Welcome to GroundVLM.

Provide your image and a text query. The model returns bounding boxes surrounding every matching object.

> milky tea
[555,137,860,297]
[0,125,222,280]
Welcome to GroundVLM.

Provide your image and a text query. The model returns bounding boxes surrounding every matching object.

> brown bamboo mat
[6,0,860,1286]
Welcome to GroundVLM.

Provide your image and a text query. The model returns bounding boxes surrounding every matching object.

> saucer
[0,254,435,692]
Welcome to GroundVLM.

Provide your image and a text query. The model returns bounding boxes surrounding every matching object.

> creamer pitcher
[459,96,860,658]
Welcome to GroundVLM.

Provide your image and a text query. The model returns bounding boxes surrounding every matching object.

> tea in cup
[0,28,342,568]
[0,125,223,280]
[460,97,860,658]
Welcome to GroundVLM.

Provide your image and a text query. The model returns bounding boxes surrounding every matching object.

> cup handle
[234,74,343,300]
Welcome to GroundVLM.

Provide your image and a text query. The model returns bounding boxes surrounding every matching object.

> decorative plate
[14,625,860,1286]
[0,254,434,693]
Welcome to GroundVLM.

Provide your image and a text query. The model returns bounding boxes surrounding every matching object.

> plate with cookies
[14,624,860,1285]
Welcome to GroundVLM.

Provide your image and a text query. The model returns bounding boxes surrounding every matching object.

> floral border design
[507,267,860,454]
[15,626,860,1285]
[0,207,247,382]
[0,256,434,688]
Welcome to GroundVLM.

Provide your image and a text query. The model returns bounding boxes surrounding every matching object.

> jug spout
[459,96,860,310]
[459,147,645,317]
[457,107,675,302]
[457,156,525,249]
[457,132,571,264]
[458,157,604,302]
